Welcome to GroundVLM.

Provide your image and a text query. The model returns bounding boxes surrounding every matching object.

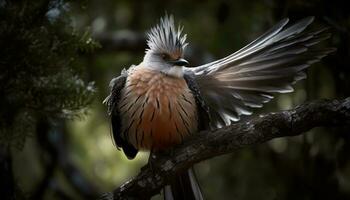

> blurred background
[1,0,350,199]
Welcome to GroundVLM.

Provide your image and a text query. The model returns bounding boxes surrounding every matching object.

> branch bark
[99,97,350,200]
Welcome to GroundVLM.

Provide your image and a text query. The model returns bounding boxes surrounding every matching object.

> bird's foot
[142,151,157,175]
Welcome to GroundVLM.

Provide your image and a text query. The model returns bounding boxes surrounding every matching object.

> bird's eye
[161,53,169,60]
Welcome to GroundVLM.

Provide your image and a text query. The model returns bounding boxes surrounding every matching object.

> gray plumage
[146,14,188,55]
[185,16,335,128]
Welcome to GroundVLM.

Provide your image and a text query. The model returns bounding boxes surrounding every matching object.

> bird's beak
[170,58,189,66]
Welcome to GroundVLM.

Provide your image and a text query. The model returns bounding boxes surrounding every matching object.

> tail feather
[164,168,203,200]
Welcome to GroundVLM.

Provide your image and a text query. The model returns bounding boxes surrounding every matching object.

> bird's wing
[103,67,138,159]
[185,17,335,129]
[184,71,211,131]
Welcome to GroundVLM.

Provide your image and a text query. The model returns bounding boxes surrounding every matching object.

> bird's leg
[169,147,176,157]
[146,147,175,174]
[147,148,157,173]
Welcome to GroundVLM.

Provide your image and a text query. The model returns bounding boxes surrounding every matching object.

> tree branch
[99,97,350,200]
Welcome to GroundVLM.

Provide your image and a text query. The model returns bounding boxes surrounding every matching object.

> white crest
[146,14,188,55]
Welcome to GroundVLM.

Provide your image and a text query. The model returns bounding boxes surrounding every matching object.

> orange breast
[118,66,198,150]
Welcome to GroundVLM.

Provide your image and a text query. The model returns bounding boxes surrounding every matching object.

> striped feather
[118,66,198,150]
[185,17,336,128]
[146,14,188,56]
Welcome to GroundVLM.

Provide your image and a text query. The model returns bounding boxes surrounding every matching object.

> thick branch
[100,98,350,200]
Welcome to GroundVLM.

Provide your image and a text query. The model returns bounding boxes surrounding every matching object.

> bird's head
[142,14,188,77]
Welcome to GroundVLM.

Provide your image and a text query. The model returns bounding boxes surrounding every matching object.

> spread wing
[103,68,138,159]
[185,17,335,129]
[184,72,211,131]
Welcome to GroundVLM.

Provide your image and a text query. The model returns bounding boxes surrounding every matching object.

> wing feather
[104,68,138,159]
[185,17,335,128]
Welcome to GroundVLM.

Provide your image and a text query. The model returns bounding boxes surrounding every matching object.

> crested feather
[146,14,188,55]
[185,17,335,128]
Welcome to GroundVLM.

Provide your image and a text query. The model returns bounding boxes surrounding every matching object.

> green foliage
[0,0,97,148]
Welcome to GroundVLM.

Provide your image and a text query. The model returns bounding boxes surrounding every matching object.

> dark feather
[164,168,203,200]
[183,71,210,131]
[103,68,138,159]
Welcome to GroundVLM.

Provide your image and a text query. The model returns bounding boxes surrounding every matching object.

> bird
[104,14,335,199]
